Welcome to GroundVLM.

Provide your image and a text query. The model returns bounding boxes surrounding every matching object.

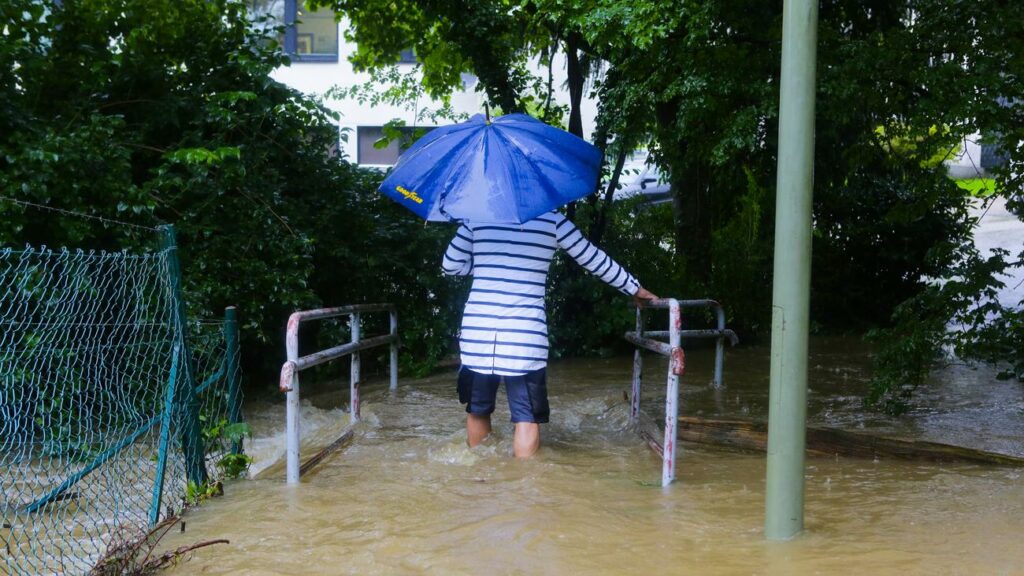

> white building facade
[254,1,600,167]
[254,1,994,186]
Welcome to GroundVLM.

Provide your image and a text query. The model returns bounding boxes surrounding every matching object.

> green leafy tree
[8,0,1019,405]
[0,0,466,382]
[317,0,1023,408]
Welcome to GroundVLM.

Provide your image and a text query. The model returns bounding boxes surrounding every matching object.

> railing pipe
[281,335,395,376]
[640,299,736,388]
[661,299,682,487]
[644,329,738,343]
[714,335,726,389]
[624,332,676,357]
[625,297,738,486]
[389,309,399,391]
[630,307,642,423]
[282,304,397,484]
[674,299,729,388]
[288,303,393,323]
[350,312,361,422]
[623,298,685,486]
[675,299,721,308]
[285,314,301,485]
[713,303,726,388]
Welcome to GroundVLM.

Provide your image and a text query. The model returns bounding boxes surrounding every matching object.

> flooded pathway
[160,344,1023,575]
[973,196,1024,309]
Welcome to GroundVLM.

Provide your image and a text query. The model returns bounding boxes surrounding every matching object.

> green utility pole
[765,0,818,540]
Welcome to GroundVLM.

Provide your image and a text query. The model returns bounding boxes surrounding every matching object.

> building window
[251,0,338,62]
[398,49,416,64]
[357,127,401,165]
[357,126,434,165]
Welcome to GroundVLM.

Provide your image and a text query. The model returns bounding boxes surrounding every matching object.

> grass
[954,177,998,198]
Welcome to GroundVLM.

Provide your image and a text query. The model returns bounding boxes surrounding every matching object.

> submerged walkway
[972,196,1024,308]
[159,353,1023,575]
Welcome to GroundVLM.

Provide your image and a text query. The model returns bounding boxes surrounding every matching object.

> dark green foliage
[709,169,773,333]
[866,239,1011,413]
[310,0,530,112]
[202,419,253,478]
[812,166,972,330]
[0,0,467,384]
[1,0,312,374]
[567,0,1022,410]
[295,174,469,376]
[4,0,1022,410]
[322,0,1024,412]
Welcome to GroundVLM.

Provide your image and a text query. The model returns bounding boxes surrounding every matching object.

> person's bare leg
[513,422,540,458]
[466,414,492,447]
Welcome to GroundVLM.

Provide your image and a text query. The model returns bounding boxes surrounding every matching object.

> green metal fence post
[765,0,818,540]
[224,306,243,455]
[159,224,208,487]
[150,343,181,525]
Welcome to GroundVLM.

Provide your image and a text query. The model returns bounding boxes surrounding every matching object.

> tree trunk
[655,99,712,288]
[680,162,711,286]
[442,1,522,114]
[591,146,627,244]
[565,33,585,138]
[564,33,585,222]
[583,120,610,232]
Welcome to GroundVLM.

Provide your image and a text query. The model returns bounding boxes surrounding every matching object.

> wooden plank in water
[635,410,1024,466]
[299,428,356,476]
[635,410,664,458]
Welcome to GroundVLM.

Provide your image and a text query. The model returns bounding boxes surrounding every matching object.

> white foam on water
[244,399,352,478]
[426,430,503,466]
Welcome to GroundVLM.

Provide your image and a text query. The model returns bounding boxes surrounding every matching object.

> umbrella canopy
[378,113,603,224]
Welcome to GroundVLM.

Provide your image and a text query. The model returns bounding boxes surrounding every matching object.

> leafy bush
[0,0,466,383]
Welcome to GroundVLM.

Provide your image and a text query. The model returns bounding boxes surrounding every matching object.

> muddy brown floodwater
[159,338,1023,575]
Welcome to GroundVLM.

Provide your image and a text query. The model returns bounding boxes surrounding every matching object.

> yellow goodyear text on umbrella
[396,185,424,204]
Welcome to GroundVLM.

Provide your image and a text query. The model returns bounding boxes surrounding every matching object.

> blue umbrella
[378,113,603,224]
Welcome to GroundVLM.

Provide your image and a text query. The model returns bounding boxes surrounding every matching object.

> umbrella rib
[393,122,480,171]
[501,121,598,164]
[490,128,573,219]
[425,129,487,221]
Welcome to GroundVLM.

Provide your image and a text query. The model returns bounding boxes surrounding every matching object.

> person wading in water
[442,211,657,457]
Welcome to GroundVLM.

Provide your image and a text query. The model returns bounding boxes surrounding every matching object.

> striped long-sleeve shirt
[442,211,640,376]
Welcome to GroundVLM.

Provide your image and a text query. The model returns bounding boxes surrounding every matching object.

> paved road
[972,196,1023,307]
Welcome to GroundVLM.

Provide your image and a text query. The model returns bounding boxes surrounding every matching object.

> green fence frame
[3,227,246,574]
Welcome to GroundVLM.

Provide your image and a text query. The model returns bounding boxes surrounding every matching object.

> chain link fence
[0,235,244,574]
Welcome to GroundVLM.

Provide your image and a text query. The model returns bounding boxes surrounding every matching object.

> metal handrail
[626,298,683,487]
[280,303,399,484]
[675,299,738,388]
[625,297,737,486]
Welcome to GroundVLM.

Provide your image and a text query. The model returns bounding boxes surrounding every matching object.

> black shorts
[457,366,550,424]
